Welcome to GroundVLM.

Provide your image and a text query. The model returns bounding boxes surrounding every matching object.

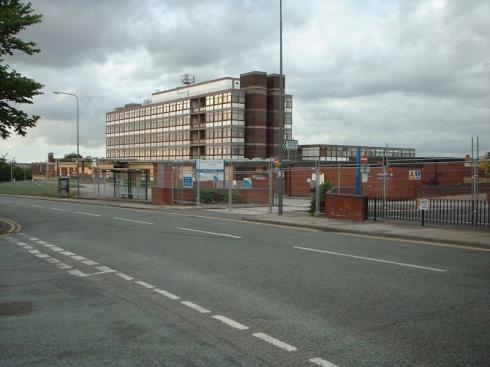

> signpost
[283,140,298,151]
[418,198,429,226]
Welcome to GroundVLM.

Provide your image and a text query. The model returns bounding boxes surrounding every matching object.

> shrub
[309,181,332,215]
[198,189,248,204]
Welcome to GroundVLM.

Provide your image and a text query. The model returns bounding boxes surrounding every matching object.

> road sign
[183,175,193,188]
[362,172,368,183]
[283,140,298,151]
[418,198,429,210]
[361,165,370,174]
[361,155,368,164]
[243,178,252,189]
[196,159,224,171]
[409,169,421,181]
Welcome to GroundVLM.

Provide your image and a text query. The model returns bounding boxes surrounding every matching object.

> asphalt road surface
[1,196,489,367]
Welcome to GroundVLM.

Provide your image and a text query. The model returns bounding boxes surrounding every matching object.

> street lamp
[277,0,285,215]
[53,91,80,199]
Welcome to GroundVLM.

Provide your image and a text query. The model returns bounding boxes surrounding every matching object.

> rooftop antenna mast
[179,74,195,96]
[181,74,195,85]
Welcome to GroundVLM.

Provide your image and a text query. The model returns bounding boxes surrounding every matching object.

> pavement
[1,195,490,366]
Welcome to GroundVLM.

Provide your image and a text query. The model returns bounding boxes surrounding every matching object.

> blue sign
[243,178,252,189]
[183,175,193,188]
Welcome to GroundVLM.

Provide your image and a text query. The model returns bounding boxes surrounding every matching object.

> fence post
[337,163,341,193]
[315,160,320,215]
[171,166,175,205]
[421,208,425,226]
[228,160,232,212]
[373,198,377,221]
[196,160,200,206]
[268,162,273,213]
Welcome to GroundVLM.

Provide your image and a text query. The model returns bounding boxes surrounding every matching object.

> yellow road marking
[0,216,22,238]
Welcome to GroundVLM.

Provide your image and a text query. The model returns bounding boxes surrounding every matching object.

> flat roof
[152,77,239,96]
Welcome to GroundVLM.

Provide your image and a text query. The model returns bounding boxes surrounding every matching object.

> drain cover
[0,301,33,316]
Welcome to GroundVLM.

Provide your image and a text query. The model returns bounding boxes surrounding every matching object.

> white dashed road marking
[153,289,180,300]
[134,280,155,289]
[96,266,115,273]
[309,357,340,367]
[293,246,447,272]
[252,333,297,352]
[114,217,153,225]
[68,270,88,277]
[28,237,39,241]
[70,255,87,261]
[35,254,50,259]
[181,301,211,314]
[81,260,99,266]
[60,251,76,256]
[212,315,249,330]
[31,204,44,208]
[56,263,71,270]
[74,211,100,217]
[177,227,241,239]
[51,247,64,252]
[28,249,41,254]
[50,208,66,211]
[115,272,134,281]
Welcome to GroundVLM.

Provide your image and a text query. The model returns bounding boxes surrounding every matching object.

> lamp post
[277,0,285,215]
[53,91,80,199]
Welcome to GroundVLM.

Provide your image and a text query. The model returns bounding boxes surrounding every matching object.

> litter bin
[58,176,70,197]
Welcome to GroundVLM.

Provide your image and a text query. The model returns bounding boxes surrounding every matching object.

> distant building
[105,71,293,161]
[299,144,415,162]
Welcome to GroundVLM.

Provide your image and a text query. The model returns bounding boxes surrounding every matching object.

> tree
[0,0,43,139]
[63,153,83,159]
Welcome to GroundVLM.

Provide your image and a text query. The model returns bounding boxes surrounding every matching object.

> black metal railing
[367,197,490,227]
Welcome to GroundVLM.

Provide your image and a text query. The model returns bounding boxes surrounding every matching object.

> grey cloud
[2,0,489,161]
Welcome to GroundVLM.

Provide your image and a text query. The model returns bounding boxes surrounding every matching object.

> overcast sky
[2,0,489,162]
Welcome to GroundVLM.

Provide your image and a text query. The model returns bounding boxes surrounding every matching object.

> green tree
[482,161,490,177]
[63,153,83,159]
[0,0,43,139]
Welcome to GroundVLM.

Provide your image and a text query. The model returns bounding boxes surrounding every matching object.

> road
[1,196,489,367]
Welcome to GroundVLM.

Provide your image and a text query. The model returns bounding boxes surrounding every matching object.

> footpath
[240,212,490,250]
[1,194,489,250]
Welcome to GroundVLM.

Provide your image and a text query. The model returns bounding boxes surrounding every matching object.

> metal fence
[367,197,490,227]
[153,160,276,209]
[79,169,150,201]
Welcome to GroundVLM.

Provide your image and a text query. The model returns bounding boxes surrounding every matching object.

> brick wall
[152,187,193,205]
[325,193,367,222]
[286,162,470,199]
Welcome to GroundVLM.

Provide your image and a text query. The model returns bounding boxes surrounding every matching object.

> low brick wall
[240,189,269,204]
[152,187,194,205]
[325,193,367,222]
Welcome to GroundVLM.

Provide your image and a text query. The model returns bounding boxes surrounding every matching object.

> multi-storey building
[105,71,292,161]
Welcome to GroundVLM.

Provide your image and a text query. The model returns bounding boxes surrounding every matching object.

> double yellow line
[0,216,22,238]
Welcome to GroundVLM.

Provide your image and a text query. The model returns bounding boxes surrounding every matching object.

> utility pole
[277,0,285,215]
